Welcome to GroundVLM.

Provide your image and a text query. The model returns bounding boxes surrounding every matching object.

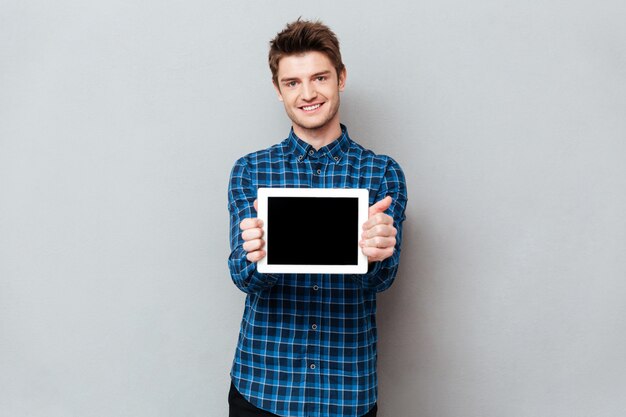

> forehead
[276,51,335,79]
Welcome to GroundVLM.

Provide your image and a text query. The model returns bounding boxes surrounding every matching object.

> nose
[301,81,317,101]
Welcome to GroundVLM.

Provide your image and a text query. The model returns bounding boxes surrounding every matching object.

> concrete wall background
[1,1,625,416]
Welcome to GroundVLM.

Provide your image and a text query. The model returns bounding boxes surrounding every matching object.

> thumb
[369,196,392,216]
[253,199,258,212]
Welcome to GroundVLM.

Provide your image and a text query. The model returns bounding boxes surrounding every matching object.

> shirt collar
[284,124,351,163]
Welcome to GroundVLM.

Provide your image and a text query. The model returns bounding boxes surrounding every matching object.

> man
[227,19,407,417]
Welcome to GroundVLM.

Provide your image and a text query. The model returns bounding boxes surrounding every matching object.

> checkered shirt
[227,125,407,417]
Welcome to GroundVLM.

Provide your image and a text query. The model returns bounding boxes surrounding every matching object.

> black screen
[267,197,358,265]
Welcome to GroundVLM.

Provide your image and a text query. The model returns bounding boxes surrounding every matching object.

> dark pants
[229,382,377,417]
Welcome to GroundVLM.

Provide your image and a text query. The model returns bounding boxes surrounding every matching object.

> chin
[294,114,337,131]
[301,121,329,130]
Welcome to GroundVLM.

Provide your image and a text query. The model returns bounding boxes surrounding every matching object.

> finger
[242,227,263,241]
[360,236,396,249]
[362,212,393,230]
[253,199,258,212]
[368,196,392,217]
[240,217,262,230]
[362,224,397,239]
[243,238,264,253]
[361,246,394,262]
[246,249,266,263]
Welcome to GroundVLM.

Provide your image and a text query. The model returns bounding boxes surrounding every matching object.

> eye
[316,76,327,81]
[285,81,298,87]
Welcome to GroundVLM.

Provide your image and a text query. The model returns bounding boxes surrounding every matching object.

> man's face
[274,51,346,135]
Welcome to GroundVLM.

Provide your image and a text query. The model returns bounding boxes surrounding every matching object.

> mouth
[299,102,324,113]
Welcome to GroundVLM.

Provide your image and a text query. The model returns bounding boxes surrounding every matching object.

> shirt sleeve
[227,157,279,294]
[350,157,408,292]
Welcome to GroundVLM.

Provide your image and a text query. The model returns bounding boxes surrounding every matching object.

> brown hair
[269,19,345,86]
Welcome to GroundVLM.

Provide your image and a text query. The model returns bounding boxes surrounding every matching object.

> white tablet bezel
[257,188,369,274]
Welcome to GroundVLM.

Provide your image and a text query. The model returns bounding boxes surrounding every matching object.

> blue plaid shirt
[227,125,407,417]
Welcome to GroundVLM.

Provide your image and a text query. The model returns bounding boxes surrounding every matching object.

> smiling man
[227,19,408,417]
[273,50,344,147]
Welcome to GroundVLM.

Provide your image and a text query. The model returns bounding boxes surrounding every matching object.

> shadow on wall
[375,218,429,412]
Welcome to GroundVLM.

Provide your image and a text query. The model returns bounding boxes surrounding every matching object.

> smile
[300,103,323,112]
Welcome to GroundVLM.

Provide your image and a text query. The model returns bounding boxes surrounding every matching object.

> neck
[293,120,342,150]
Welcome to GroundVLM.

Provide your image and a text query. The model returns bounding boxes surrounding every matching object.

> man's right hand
[239,199,266,263]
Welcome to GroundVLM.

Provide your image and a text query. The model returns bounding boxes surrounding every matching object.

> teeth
[302,104,321,111]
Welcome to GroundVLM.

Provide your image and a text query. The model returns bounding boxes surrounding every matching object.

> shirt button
[312,324,318,330]
[313,285,319,291]
[334,156,339,161]
[310,364,316,370]
[298,155,303,161]
[316,169,321,175]
[309,149,314,156]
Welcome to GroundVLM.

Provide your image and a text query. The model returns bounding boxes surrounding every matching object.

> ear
[273,79,284,102]
[338,67,347,92]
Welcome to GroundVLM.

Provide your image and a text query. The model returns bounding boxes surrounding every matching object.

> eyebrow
[279,71,332,83]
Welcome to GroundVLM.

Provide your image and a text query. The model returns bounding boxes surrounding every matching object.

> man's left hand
[360,196,397,263]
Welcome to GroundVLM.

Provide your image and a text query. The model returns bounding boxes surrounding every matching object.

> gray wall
[1,1,625,416]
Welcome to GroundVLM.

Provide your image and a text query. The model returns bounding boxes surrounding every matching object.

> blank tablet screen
[267,197,358,265]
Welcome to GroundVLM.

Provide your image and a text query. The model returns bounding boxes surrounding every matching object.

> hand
[239,199,266,263]
[360,196,397,263]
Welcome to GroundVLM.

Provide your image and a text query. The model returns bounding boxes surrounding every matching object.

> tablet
[257,188,369,274]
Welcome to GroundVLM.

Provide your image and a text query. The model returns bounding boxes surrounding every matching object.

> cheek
[281,91,298,104]
[321,87,339,99]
